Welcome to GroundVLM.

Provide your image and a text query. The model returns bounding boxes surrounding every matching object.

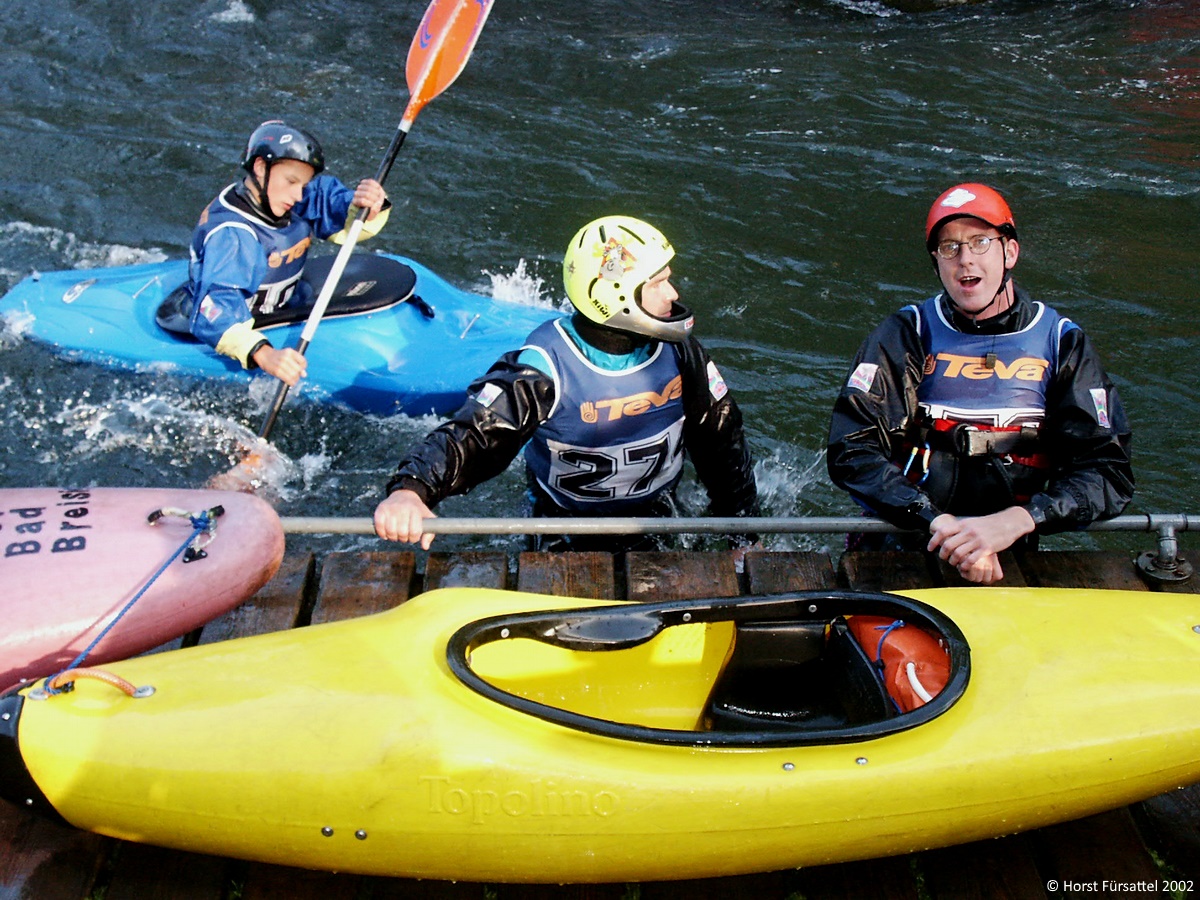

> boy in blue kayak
[827,183,1133,583]
[374,215,759,554]
[180,120,389,386]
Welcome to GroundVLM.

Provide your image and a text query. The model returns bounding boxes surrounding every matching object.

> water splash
[210,0,255,24]
[0,223,167,292]
[481,259,566,311]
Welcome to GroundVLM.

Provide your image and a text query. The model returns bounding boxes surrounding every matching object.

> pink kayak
[1,487,284,691]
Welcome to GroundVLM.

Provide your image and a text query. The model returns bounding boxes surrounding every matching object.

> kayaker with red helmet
[827,183,1133,583]
[180,120,389,385]
[374,215,759,554]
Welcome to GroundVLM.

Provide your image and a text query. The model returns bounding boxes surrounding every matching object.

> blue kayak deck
[0,254,560,416]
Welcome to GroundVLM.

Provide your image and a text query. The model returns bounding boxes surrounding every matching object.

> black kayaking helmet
[241,120,325,224]
[242,120,325,175]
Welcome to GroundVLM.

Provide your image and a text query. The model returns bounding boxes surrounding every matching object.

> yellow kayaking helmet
[563,216,694,342]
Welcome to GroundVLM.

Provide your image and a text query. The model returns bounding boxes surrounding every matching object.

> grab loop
[147,504,225,562]
[36,506,221,697]
[29,668,154,701]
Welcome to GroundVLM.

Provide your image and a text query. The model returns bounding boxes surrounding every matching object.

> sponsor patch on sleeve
[199,295,221,324]
[706,361,729,401]
[847,362,879,393]
[473,382,504,408]
[1089,387,1111,428]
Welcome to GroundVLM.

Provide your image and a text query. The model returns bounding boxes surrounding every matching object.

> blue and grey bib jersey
[516,318,687,512]
[911,294,1076,427]
[185,175,359,359]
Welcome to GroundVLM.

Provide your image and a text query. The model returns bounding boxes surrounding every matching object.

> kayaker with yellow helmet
[374,215,758,553]
[179,120,390,385]
[827,183,1133,583]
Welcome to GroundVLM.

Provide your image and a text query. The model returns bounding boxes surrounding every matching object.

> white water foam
[210,0,255,24]
[481,259,568,312]
[0,222,168,291]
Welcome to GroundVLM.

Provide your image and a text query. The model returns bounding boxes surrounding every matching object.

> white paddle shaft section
[298,211,370,345]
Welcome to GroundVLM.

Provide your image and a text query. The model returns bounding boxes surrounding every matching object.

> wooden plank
[624,551,739,603]
[1020,550,1146,591]
[239,862,360,900]
[196,550,311,643]
[794,855,921,900]
[516,552,617,599]
[493,884,628,900]
[310,551,415,624]
[744,550,837,593]
[364,875,485,898]
[101,843,227,900]
[424,551,509,591]
[920,839,1047,900]
[0,802,105,900]
[1030,809,1162,888]
[1131,785,1200,884]
[641,870,802,900]
[839,550,934,592]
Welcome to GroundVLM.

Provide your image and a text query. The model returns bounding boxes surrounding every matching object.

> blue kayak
[0,253,561,417]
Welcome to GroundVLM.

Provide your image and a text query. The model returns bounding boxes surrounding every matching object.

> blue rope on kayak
[873,619,905,666]
[40,506,222,695]
[871,619,906,714]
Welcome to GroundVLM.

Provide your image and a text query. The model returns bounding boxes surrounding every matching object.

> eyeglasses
[934,234,1004,259]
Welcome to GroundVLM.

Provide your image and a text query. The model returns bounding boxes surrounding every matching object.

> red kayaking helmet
[924,183,1017,252]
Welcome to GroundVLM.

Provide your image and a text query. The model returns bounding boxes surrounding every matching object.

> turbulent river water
[1,0,1197,556]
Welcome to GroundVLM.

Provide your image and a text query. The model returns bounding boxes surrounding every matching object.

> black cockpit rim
[446,589,971,748]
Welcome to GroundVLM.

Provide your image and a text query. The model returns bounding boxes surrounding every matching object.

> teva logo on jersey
[580,375,682,423]
[932,352,1049,381]
[940,188,977,209]
[267,237,312,268]
[421,776,619,822]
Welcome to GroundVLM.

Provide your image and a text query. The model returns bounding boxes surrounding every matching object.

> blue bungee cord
[872,619,906,714]
[38,506,223,696]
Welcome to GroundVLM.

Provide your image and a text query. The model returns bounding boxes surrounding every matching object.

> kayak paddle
[210,0,495,492]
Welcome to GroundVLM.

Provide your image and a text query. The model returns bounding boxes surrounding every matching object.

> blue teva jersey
[912,294,1077,427]
[185,176,357,350]
[189,184,314,316]
[521,319,686,511]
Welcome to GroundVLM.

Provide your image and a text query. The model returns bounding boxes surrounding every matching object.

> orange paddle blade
[403,0,494,126]
[205,442,284,496]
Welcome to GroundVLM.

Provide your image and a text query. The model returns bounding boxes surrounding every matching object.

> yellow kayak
[2,586,1198,883]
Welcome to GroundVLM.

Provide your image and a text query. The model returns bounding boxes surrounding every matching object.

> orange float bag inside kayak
[847,616,951,712]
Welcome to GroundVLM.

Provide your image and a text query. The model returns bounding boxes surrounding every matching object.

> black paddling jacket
[386,328,759,538]
[826,289,1134,534]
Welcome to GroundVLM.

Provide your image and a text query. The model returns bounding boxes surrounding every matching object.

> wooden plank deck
[2,546,1198,900]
